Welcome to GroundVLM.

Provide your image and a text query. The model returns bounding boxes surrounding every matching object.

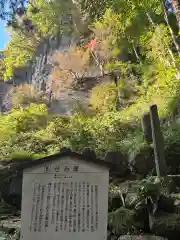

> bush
[11,84,49,107]
[89,82,117,112]
[137,177,164,203]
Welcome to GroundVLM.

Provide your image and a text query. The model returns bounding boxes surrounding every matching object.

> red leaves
[88,39,97,49]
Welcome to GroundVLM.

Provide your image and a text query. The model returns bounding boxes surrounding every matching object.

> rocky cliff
[0,31,112,115]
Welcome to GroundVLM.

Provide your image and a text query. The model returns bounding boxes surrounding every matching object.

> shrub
[89,82,117,112]
[138,177,163,203]
[10,84,49,107]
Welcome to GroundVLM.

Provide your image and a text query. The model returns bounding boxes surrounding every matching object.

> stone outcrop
[0,33,114,115]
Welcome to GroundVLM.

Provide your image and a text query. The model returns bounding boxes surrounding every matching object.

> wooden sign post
[141,105,167,176]
[149,104,167,176]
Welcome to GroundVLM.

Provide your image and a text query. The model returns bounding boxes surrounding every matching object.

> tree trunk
[172,0,180,29]
[146,12,178,67]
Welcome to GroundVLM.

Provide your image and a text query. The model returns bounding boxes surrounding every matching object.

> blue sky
[0,20,10,50]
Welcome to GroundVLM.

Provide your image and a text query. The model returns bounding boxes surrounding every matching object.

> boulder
[118,235,167,240]
[0,172,22,209]
[108,207,149,237]
[0,200,18,216]
[105,151,129,177]
[165,142,180,174]
[168,175,180,192]
[157,195,175,213]
[108,207,136,236]
[128,147,154,176]
[149,211,180,240]
[108,196,122,212]
[81,147,96,159]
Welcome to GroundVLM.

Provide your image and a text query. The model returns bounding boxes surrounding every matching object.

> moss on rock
[108,206,149,237]
[128,147,154,176]
[149,211,180,240]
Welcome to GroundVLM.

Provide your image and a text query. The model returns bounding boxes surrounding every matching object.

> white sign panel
[21,156,109,240]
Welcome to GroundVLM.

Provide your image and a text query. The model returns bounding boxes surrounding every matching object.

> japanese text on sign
[29,182,99,233]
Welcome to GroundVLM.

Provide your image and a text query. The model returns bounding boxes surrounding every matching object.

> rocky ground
[107,178,180,240]
[0,179,180,240]
[0,201,20,240]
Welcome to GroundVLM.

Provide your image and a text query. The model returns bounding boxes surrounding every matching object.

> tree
[0,0,27,20]
[90,9,123,74]
[172,0,180,29]
[2,0,73,80]
[27,0,70,37]
[0,0,36,32]
[3,29,37,80]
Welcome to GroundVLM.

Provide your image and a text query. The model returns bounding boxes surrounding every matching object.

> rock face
[0,81,12,112]
[0,28,81,114]
[0,32,113,115]
[30,34,77,91]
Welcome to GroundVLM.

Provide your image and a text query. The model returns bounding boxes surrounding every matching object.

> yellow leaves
[90,9,123,63]
[27,103,48,115]
[147,24,172,66]
[92,9,122,41]
[89,82,117,112]
[3,32,36,80]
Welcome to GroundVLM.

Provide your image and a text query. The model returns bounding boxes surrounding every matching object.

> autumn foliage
[50,46,90,95]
